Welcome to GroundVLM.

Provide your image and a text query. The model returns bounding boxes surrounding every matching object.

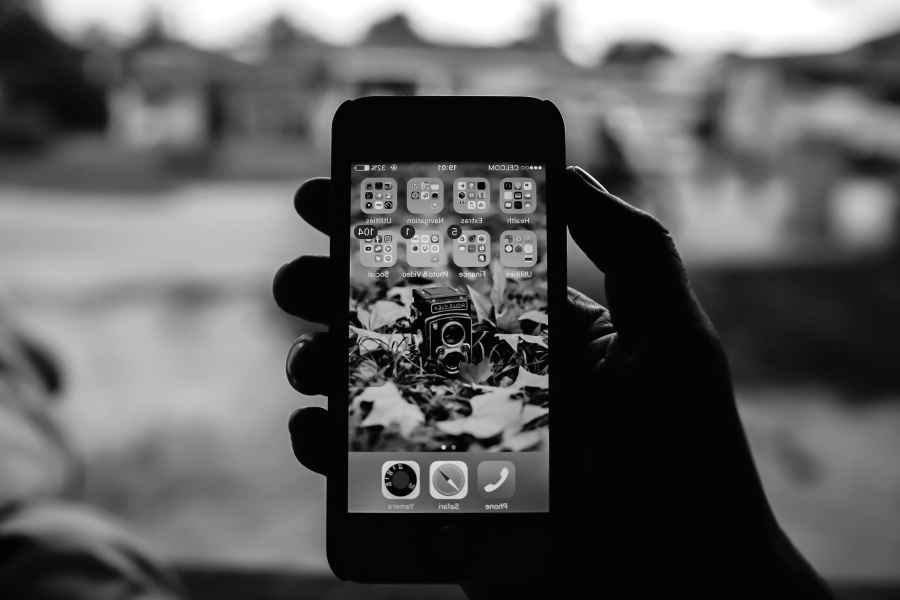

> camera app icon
[407,178,443,214]
[452,178,490,214]
[499,178,536,214]
[453,229,491,267]
[360,229,398,268]
[361,178,398,214]
[500,229,537,268]
[383,461,420,499]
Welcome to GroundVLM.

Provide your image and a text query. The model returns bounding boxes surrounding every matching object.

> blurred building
[697,31,900,251]
[88,5,699,182]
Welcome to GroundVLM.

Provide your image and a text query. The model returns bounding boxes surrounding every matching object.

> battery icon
[354,165,370,172]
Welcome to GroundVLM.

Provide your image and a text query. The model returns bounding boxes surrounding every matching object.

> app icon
[383,461,420,499]
[360,229,399,268]
[500,229,537,268]
[430,461,468,500]
[452,178,490,214]
[499,178,537,214]
[452,230,491,267]
[408,178,443,214]
[406,231,443,267]
[361,178,398,214]
[477,461,515,499]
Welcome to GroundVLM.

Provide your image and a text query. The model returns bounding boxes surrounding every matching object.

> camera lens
[440,350,464,374]
[441,322,465,347]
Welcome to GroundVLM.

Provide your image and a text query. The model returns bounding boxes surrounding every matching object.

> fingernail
[570,166,609,194]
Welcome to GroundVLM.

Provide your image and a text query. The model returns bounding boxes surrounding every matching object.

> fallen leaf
[459,357,493,384]
[367,300,410,330]
[497,429,545,451]
[496,304,523,333]
[349,326,414,355]
[436,386,547,439]
[517,334,548,349]
[490,262,507,317]
[466,285,495,324]
[354,382,424,437]
[496,333,519,352]
[510,367,549,390]
[518,310,548,326]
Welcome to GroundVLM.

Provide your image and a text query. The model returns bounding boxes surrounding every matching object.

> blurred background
[2,0,900,596]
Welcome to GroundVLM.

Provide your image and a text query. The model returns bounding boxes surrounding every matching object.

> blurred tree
[603,40,675,67]
[0,0,107,151]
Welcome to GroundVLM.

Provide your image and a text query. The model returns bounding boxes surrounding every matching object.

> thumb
[565,166,703,343]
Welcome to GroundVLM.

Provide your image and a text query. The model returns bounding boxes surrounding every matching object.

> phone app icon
[453,229,491,267]
[383,461,420,499]
[499,178,536,214]
[361,178,398,214]
[406,230,443,267]
[430,461,468,500]
[478,461,515,499]
[500,229,537,268]
[452,178,490,214]
[407,178,443,214]
[360,229,399,268]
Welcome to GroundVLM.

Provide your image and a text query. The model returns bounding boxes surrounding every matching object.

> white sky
[41,0,900,62]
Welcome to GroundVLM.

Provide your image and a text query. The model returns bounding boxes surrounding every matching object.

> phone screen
[347,162,549,514]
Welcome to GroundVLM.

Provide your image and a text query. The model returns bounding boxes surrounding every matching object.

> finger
[289,407,330,476]
[294,178,331,236]
[286,333,330,396]
[566,287,611,336]
[273,256,331,323]
[564,166,704,340]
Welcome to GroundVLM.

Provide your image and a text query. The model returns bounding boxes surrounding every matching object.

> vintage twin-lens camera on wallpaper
[411,286,473,375]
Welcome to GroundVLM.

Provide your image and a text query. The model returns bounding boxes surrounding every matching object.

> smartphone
[328,97,567,583]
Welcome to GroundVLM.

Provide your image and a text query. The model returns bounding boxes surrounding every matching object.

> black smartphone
[328,96,567,583]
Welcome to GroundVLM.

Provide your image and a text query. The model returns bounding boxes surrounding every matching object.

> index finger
[294,177,330,236]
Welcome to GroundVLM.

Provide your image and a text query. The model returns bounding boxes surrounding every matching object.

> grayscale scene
[2,0,900,598]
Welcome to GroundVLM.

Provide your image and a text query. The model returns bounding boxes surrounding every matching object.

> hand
[273,168,834,598]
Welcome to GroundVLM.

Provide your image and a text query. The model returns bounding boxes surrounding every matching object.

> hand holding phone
[275,165,835,597]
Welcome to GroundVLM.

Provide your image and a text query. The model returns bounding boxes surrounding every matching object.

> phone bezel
[329,96,568,583]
